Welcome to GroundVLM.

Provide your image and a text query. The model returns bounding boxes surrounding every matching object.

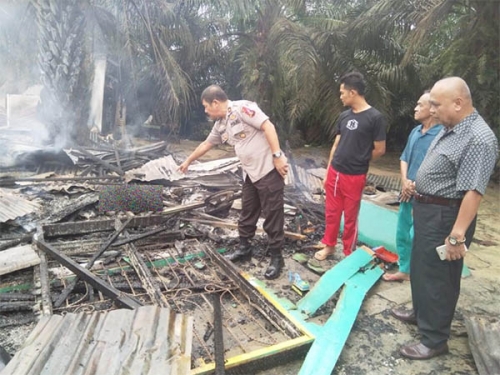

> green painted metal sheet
[296,249,373,316]
[298,265,383,375]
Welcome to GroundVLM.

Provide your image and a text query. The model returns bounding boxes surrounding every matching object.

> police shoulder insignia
[241,106,255,118]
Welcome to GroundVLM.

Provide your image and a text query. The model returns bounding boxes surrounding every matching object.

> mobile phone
[436,244,468,261]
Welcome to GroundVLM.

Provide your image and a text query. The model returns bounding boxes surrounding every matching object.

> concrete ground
[251,149,500,375]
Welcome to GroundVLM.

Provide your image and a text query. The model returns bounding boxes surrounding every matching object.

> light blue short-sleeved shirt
[400,124,443,181]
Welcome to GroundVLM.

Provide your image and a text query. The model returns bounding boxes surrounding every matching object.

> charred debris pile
[0,138,327,358]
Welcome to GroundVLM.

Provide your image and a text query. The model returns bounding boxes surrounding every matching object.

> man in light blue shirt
[383,91,443,281]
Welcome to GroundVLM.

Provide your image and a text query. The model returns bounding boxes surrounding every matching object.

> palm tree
[33,0,88,146]
[356,0,499,137]
[31,0,220,144]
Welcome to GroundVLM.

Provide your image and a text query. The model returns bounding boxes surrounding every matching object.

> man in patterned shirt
[179,85,289,280]
[392,77,498,360]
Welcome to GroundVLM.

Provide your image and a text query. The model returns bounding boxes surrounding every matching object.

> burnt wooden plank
[42,219,116,237]
[42,215,176,238]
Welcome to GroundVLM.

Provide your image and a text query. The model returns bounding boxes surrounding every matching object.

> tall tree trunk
[34,0,87,147]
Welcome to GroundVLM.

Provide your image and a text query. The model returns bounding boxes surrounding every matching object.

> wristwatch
[272,151,282,158]
[448,236,466,246]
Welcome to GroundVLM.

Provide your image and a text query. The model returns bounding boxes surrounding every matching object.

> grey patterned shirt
[416,110,498,198]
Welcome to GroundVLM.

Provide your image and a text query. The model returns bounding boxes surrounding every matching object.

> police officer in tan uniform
[179,85,289,279]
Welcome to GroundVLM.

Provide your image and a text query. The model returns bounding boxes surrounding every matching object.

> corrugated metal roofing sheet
[0,245,40,276]
[0,188,39,223]
[287,165,325,197]
[2,305,193,375]
[367,173,402,192]
[125,155,240,183]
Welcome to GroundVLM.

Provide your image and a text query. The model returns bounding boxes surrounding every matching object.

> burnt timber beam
[213,294,225,375]
[0,301,33,313]
[42,215,175,238]
[114,146,122,171]
[54,218,133,308]
[42,219,116,238]
[0,235,32,251]
[123,230,169,307]
[33,226,52,316]
[35,239,142,309]
[202,244,302,338]
[76,148,125,176]
[36,251,53,316]
[0,293,35,301]
[110,226,181,247]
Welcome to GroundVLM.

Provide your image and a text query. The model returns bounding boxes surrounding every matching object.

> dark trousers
[410,201,476,348]
[238,169,285,252]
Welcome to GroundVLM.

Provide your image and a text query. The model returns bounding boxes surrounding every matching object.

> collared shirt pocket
[231,123,247,143]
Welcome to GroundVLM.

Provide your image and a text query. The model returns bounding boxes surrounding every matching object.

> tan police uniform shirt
[206,100,282,183]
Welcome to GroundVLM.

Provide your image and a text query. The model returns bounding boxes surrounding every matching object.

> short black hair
[201,85,228,103]
[340,72,366,96]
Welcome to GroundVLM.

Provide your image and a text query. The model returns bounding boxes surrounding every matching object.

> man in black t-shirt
[315,72,386,261]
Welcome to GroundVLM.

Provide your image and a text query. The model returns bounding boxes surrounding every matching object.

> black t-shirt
[331,107,387,175]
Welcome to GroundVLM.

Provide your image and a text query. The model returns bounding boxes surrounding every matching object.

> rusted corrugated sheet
[2,305,193,375]
[0,188,39,223]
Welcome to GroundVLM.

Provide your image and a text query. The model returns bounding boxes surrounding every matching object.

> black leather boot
[225,238,252,262]
[264,252,284,280]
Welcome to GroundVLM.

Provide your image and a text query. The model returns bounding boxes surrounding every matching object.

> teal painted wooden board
[296,249,373,316]
[298,265,383,375]
[340,200,398,253]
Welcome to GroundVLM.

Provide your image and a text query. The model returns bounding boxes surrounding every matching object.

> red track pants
[321,165,366,255]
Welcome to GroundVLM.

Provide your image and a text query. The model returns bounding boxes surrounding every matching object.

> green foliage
[430,1,499,137]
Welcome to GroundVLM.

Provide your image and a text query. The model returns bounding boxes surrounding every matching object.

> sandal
[314,248,335,261]
[307,258,333,274]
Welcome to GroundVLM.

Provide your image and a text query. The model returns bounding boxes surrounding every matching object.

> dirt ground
[170,140,500,375]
